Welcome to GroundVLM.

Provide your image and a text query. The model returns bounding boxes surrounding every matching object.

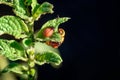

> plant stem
[26,20,36,80]
[27,47,36,80]
[28,68,36,80]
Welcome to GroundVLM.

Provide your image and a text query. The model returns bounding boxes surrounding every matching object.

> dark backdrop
[36,0,119,80]
[0,0,119,80]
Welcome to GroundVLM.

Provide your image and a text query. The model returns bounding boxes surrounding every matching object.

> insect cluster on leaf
[43,27,65,48]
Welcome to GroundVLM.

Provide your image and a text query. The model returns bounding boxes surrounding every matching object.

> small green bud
[30,68,36,76]
[22,38,32,48]
[27,47,35,55]
[29,61,35,68]
[30,55,35,61]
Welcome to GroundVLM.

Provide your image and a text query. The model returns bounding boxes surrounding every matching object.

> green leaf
[1,62,23,74]
[35,42,59,54]
[0,39,26,61]
[32,2,54,20]
[35,42,62,65]
[35,17,70,42]
[22,38,33,48]
[0,16,29,39]
[13,0,30,20]
[0,0,13,6]
[35,52,62,66]
[49,33,61,42]
[31,0,37,12]
[24,0,32,6]
[36,32,62,42]
[0,0,30,20]
[10,40,24,51]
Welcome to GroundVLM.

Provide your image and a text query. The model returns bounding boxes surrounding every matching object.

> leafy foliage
[0,0,70,80]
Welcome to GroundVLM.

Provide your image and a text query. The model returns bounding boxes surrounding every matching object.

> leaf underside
[35,42,62,65]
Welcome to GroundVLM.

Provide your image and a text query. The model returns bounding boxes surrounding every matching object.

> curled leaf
[35,17,70,42]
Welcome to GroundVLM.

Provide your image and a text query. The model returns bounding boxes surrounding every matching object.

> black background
[0,0,119,80]
[37,0,119,80]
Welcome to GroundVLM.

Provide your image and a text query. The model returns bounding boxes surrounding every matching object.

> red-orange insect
[58,28,65,37]
[46,41,60,48]
[43,27,54,37]
[58,28,65,43]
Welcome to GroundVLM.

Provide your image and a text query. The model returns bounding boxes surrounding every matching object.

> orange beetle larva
[43,27,54,37]
[46,41,60,48]
[58,28,65,37]
[58,28,65,43]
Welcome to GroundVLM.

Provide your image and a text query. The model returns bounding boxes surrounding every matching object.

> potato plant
[0,0,70,80]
